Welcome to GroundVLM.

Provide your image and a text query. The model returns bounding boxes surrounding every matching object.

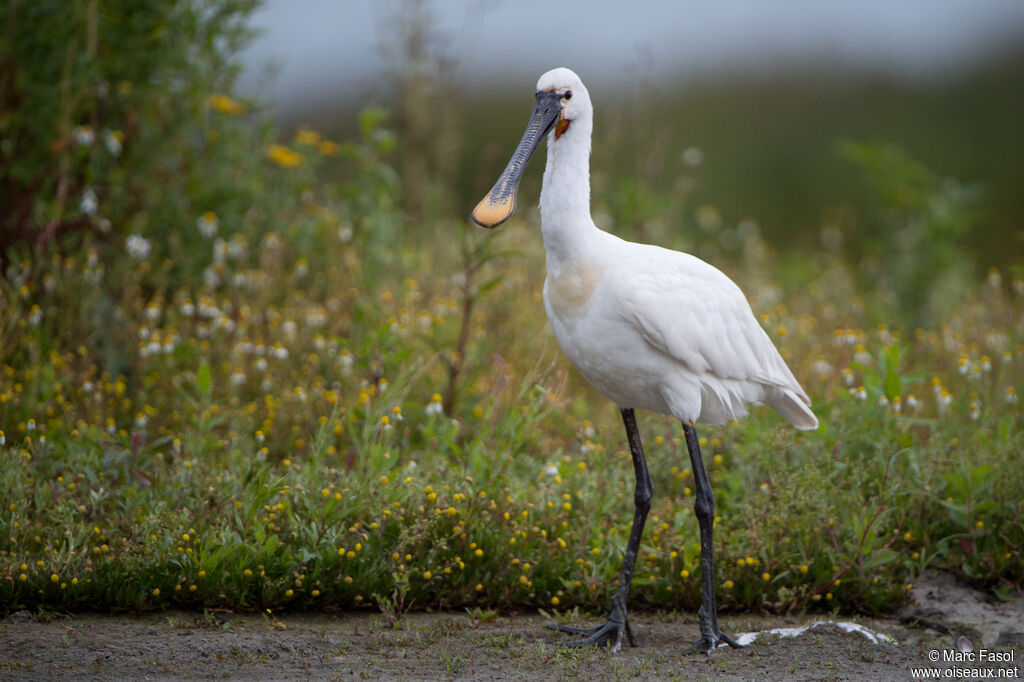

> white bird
[472,67,817,655]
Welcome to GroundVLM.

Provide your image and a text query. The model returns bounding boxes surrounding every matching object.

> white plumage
[532,67,817,431]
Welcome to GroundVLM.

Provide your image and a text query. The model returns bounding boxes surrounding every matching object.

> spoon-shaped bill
[471,91,563,228]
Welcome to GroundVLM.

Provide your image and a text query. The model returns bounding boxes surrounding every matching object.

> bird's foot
[546,616,636,653]
[683,604,744,655]
[682,629,743,655]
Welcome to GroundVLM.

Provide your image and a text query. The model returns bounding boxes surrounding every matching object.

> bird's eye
[563,90,573,101]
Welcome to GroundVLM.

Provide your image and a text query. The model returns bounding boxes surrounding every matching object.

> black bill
[471,90,563,228]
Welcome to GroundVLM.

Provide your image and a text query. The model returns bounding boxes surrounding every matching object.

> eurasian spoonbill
[472,67,818,655]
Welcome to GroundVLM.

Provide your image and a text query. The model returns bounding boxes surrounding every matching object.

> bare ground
[2,571,1021,681]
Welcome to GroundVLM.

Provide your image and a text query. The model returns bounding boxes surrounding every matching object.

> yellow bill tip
[471,194,515,228]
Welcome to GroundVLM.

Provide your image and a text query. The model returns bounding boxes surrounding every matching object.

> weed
[1,0,1022,625]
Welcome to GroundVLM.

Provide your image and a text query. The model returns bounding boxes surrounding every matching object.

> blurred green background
[245,0,1024,269]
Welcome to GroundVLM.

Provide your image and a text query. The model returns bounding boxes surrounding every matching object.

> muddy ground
[2,570,1021,681]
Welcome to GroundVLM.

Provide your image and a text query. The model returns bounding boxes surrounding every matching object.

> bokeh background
[242,0,1024,267]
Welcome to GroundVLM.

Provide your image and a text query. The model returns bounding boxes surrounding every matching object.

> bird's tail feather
[768,388,818,430]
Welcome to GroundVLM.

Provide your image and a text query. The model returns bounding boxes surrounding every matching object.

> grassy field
[1,1,1022,622]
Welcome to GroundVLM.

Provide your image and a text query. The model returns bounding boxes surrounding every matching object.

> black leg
[548,407,652,652]
[681,420,742,654]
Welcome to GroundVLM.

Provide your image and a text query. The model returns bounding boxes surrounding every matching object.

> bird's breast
[543,262,602,322]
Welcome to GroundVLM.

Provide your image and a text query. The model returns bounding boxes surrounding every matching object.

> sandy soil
[2,571,1020,681]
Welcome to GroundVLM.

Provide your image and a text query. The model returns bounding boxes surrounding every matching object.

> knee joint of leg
[634,482,653,511]
[693,492,714,521]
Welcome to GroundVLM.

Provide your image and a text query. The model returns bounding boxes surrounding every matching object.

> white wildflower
[126,234,152,260]
[425,394,444,416]
[227,237,246,260]
[102,129,122,156]
[987,267,1002,289]
[196,211,219,238]
[73,125,95,146]
[80,187,98,216]
[681,146,704,168]
[957,355,971,375]
[212,239,229,263]
[202,266,220,288]
[337,351,353,375]
[305,308,327,328]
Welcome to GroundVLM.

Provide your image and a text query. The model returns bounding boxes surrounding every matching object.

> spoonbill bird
[471,68,818,654]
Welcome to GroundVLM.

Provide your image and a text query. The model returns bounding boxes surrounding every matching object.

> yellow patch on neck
[555,116,570,139]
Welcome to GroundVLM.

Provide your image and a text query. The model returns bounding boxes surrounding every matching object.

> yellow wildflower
[208,94,245,115]
[266,144,304,168]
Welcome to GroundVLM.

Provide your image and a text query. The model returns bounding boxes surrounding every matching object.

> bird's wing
[612,253,803,393]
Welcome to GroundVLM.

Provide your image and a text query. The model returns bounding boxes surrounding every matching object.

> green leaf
[863,549,899,570]
[884,371,902,401]
[197,361,212,397]
[473,273,505,297]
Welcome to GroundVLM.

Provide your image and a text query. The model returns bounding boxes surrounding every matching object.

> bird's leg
[681,420,743,655]
[548,407,652,652]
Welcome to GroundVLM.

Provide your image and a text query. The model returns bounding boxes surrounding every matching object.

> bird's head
[536,67,591,140]
[472,68,589,229]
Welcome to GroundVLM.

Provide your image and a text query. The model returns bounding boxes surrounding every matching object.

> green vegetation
[1,1,1022,619]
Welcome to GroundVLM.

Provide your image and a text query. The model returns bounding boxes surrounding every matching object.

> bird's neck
[539,117,596,265]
